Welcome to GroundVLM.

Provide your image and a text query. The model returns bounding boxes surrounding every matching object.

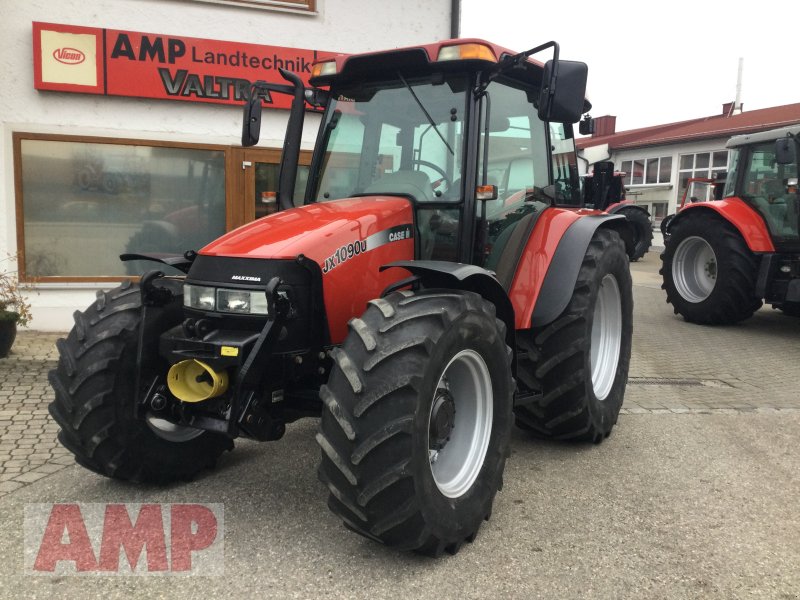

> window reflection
[20,139,226,278]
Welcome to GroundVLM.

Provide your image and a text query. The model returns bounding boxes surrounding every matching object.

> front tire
[515,228,633,442]
[48,281,233,483]
[660,212,762,324]
[317,290,513,556]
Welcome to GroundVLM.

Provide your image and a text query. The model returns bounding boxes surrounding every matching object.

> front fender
[670,199,775,252]
[381,260,515,351]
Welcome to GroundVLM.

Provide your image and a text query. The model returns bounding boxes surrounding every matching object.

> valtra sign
[33,22,337,109]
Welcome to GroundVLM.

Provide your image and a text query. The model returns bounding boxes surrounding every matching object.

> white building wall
[1,0,451,330]
[612,137,729,215]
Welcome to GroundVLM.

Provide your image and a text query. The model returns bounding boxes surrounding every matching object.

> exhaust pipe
[167,360,229,403]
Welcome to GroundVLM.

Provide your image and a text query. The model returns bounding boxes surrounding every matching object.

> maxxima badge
[24,503,224,575]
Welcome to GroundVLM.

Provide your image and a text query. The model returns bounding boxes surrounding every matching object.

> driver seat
[363,170,436,203]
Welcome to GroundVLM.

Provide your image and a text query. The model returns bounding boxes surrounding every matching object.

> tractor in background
[661,125,800,322]
[582,160,653,260]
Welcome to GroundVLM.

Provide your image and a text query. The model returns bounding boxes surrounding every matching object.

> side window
[549,123,581,205]
[739,142,799,240]
[479,86,548,199]
[477,81,549,277]
[376,124,401,177]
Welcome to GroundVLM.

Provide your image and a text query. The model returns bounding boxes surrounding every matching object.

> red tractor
[659,173,727,244]
[582,160,653,261]
[49,39,634,556]
[661,125,800,322]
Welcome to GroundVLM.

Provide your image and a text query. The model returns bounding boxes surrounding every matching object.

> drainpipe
[450,0,460,38]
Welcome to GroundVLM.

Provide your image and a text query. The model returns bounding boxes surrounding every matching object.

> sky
[461,0,799,133]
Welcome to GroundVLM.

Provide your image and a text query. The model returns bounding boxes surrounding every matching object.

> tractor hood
[194,196,415,343]
[200,196,414,266]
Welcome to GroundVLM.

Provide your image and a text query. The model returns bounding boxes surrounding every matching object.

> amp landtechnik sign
[32,21,336,109]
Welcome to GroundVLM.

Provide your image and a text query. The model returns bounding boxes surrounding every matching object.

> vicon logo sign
[52,47,86,65]
[24,503,224,575]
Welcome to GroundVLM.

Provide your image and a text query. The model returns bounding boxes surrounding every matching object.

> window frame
[185,0,316,14]
[620,156,672,186]
[677,149,729,201]
[12,132,232,284]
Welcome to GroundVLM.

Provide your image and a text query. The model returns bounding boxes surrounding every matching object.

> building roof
[577,102,800,151]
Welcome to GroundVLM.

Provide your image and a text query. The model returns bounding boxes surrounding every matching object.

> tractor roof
[309,38,545,88]
[727,124,800,148]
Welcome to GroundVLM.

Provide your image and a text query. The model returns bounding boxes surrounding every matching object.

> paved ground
[0,249,799,598]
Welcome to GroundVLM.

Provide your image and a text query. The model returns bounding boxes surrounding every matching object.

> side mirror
[489,116,511,133]
[578,115,594,135]
[537,59,588,124]
[541,184,557,203]
[242,94,263,147]
[775,137,797,165]
[305,88,330,109]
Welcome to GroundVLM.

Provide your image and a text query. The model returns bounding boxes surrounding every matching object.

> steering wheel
[411,159,452,196]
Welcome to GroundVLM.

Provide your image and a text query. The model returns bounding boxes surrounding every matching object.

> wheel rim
[145,413,203,443]
[428,349,493,499]
[590,274,622,401]
[673,236,717,302]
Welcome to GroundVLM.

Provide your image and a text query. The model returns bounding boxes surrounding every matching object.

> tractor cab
[244,39,588,276]
[726,127,800,251]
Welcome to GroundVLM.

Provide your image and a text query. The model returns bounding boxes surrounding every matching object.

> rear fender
[670,199,775,252]
[381,260,515,353]
[607,201,648,220]
[510,212,627,329]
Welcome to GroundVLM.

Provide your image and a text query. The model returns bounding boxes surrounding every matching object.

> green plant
[0,254,32,327]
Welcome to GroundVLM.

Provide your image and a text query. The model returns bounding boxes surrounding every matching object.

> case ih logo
[52,47,86,65]
[24,503,224,575]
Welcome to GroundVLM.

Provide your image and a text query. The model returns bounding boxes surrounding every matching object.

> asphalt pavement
[0,250,798,599]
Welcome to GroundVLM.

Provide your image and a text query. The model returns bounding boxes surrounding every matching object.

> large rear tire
[48,281,233,483]
[618,206,653,261]
[660,212,762,324]
[515,228,632,442]
[317,290,513,556]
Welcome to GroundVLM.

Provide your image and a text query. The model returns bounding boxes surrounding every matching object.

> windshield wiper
[397,72,454,156]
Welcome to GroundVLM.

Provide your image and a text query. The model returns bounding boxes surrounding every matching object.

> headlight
[216,288,269,315]
[184,284,215,311]
[183,284,269,315]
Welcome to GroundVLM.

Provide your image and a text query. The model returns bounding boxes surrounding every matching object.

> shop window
[14,134,227,281]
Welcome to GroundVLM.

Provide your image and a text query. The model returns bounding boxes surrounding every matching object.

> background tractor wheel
[515,228,632,442]
[660,212,762,324]
[48,281,233,483]
[779,302,800,317]
[317,290,513,556]
[660,213,676,244]
[618,207,653,261]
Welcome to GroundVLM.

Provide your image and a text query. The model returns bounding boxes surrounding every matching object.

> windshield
[737,141,799,244]
[309,74,467,203]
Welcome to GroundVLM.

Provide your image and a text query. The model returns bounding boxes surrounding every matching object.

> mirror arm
[476,40,560,95]
[276,68,307,211]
